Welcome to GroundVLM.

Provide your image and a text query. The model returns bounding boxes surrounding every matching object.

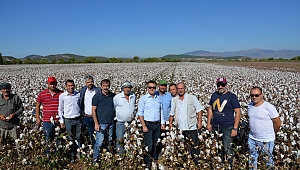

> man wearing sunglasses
[206,77,241,167]
[247,86,281,169]
[137,80,164,169]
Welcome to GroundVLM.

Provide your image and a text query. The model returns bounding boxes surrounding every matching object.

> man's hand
[197,122,202,129]
[142,125,148,133]
[161,124,165,130]
[0,115,6,121]
[60,123,65,129]
[5,113,15,121]
[231,129,238,137]
[95,124,100,132]
[206,124,212,132]
[36,117,41,125]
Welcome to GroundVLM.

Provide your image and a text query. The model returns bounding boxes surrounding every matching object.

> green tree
[133,56,139,62]
[0,52,3,65]
[23,58,33,64]
[51,58,57,64]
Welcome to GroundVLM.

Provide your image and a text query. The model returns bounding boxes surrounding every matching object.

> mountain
[184,48,300,59]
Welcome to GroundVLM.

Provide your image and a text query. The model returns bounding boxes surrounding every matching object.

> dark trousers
[182,129,200,165]
[143,122,161,164]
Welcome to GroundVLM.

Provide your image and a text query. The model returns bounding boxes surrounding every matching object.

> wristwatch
[233,127,238,131]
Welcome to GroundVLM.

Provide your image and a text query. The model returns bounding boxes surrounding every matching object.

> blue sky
[1,0,299,58]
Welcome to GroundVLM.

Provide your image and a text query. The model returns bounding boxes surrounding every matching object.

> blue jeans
[43,122,56,141]
[84,116,95,145]
[116,121,130,155]
[213,126,233,166]
[93,120,114,160]
[65,118,82,158]
[143,122,161,164]
[248,137,274,169]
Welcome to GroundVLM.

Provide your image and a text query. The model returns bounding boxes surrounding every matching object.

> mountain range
[183,48,300,59]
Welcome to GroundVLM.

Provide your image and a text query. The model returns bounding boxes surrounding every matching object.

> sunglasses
[217,82,226,87]
[148,86,156,89]
[250,94,261,97]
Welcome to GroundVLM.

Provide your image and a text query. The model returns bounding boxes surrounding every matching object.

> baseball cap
[216,77,227,84]
[0,82,11,90]
[159,80,167,85]
[121,81,133,88]
[47,76,57,83]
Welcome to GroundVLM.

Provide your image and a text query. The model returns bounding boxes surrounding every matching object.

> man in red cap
[36,76,63,141]
[206,77,241,168]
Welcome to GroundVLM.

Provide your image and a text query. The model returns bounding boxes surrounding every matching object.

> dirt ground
[215,62,300,73]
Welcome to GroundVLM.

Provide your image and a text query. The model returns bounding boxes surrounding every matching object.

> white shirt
[248,101,279,142]
[58,91,81,123]
[84,87,96,115]
[113,91,136,122]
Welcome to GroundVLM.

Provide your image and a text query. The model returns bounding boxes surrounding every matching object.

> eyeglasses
[250,94,261,97]
[217,82,226,87]
[148,86,156,89]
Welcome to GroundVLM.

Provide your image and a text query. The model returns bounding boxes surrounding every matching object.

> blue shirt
[155,91,172,123]
[209,91,240,128]
[92,91,116,124]
[137,94,164,124]
[113,91,136,122]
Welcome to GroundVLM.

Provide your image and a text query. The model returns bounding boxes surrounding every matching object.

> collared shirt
[170,93,203,130]
[155,91,172,123]
[0,94,24,129]
[114,91,136,122]
[58,91,81,123]
[137,93,164,124]
[92,91,115,124]
[84,87,96,115]
[36,89,63,122]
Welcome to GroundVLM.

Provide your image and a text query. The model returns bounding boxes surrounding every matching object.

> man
[58,79,82,163]
[0,82,24,144]
[137,80,164,168]
[36,76,63,141]
[169,82,204,165]
[248,86,281,169]
[155,80,172,124]
[206,77,241,167]
[113,81,135,155]
[168,83,178,97]
[79,75,101,145]
[92,79,115,163]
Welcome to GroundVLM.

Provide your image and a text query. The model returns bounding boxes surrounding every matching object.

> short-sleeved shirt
[92,91,115,124]
[0,94,24,129]
[209,91,240,128]
[36,89,63,122]
[113,91,136,122]
[248,101,279,142]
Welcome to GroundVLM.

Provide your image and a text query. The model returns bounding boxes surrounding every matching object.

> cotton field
[0,62,299,169]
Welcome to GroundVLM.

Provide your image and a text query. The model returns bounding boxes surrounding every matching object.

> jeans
[182,129,200,165]
[84,116,95,145]
[143,122,161,164]
[116,121,131,155]
[248,137,274,169]
[213,126,233,166]
[93,120,114,160]
[43,122,56,141]
[65,118,82,158]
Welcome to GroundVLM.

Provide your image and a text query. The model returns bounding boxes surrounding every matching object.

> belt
[65,116,81,120]
[145,120,160,124]
[84,114,93,117]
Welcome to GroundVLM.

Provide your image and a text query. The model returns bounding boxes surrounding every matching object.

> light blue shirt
[155,91,172,123]
[137,93,164,124]
[113,91,136,122]
[58,91,81,123]
[170,93,204,130]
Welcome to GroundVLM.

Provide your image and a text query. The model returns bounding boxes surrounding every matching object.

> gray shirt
[0,94,24,129]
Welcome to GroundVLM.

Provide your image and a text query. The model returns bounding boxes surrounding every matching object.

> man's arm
[137,96,148,132]
[272,116,281,133]
[231,108,241,137]
[92,106,100,131]
[7,95,24,121]
[36,102,42,125]
[197,110,203,129]
[58,95,65,128]
[206,106,213,131]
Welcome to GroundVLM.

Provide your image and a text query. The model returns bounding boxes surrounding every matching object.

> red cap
[47,76,57,83]
[216,77,226,83]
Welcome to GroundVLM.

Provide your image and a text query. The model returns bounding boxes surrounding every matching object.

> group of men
[0,76,281,169]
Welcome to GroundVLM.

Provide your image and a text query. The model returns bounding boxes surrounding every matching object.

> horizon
[1,1,299,58]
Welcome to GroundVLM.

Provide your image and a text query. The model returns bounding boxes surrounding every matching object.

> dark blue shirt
[209,91,240,128]
[92,91,115,124]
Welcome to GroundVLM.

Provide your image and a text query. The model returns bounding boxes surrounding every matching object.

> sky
[1,0,299,58]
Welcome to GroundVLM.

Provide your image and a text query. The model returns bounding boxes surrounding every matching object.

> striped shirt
[36,89,63,122]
